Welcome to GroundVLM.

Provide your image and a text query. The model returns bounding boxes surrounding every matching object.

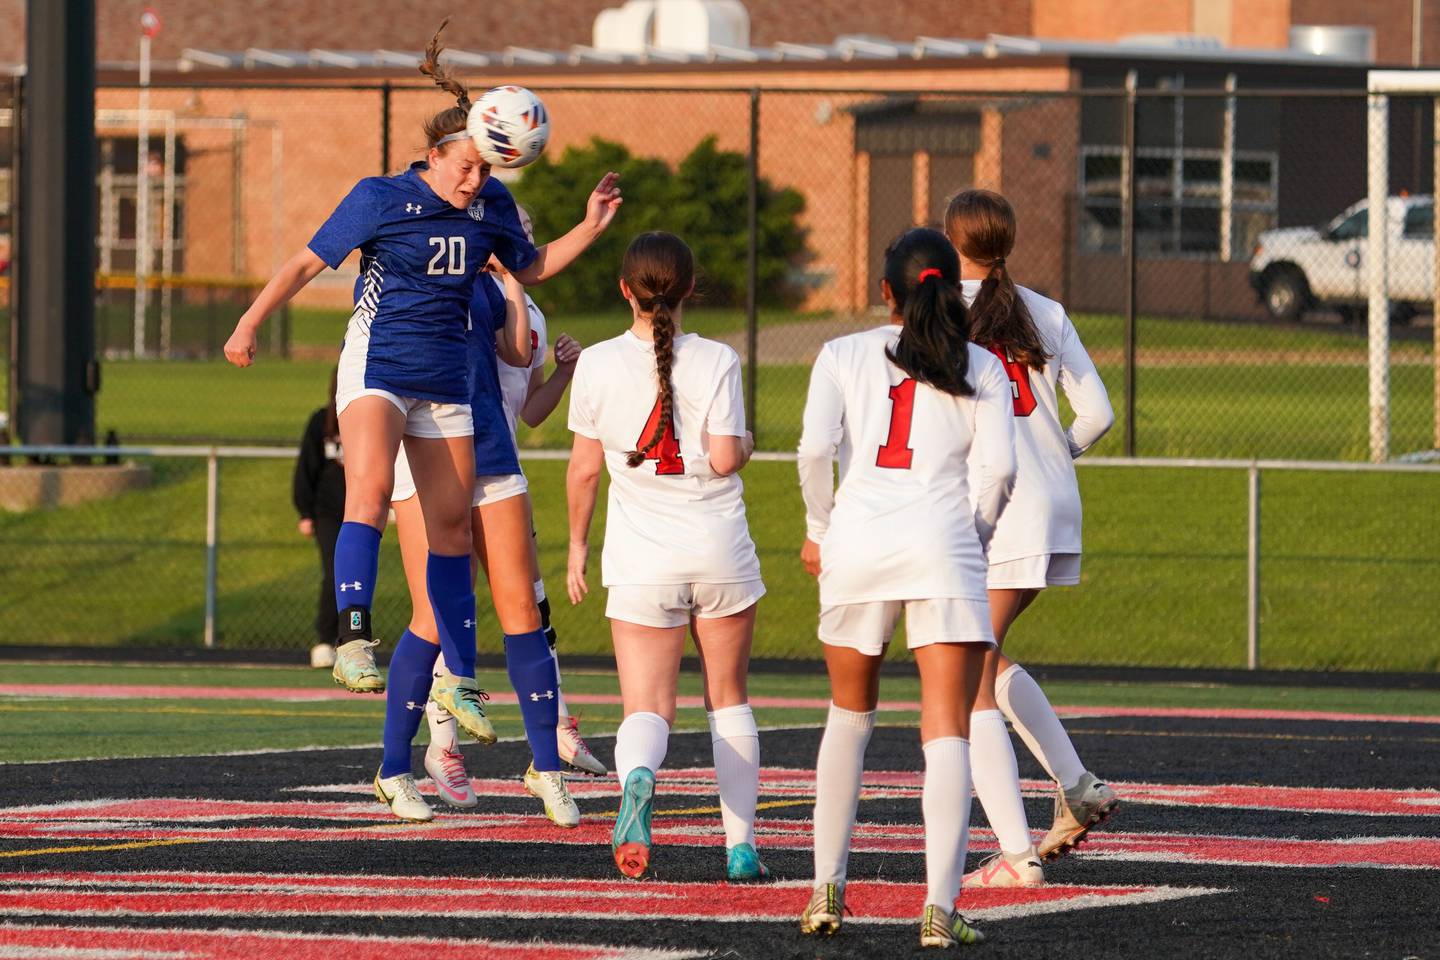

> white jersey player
[797,228,1015,949]
[945,189,1119,892]
[566,232,767,885]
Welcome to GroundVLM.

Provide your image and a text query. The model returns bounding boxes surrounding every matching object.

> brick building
[2,1,1434,319]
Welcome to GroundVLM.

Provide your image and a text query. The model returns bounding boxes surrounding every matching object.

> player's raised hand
[553,334,581,371]
[224,326,258,367]
[585,172,623,233]
[566,541,590,605]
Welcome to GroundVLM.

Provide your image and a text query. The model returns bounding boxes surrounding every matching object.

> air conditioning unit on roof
[594,0,749,55]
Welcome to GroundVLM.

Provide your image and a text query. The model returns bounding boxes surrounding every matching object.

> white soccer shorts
[606,579,766,629]
[819,597,996,656]
[987,553,1081,590]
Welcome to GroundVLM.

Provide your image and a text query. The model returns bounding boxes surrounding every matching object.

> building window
[1078,145,1277,258]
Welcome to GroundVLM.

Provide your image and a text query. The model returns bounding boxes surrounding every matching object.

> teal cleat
[726,842,771,881]
[612,766,656,879]
[429,673,497,744]
[332,638,384,694]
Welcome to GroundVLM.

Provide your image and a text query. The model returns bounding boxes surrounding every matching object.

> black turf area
[2,717,1437,959]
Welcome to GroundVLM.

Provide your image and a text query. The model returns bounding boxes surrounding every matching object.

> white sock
[614,711,670,783]
[922,736,971,910]
[425,662,459,752]
[812,703,875,886]
[968,710,1032,855]
[708,703,760,849]
[995,663,1087,790]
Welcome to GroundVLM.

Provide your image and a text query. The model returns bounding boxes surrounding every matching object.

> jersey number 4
[876,378,916,469]
[990,346,1037,417]
[637,397,684,475]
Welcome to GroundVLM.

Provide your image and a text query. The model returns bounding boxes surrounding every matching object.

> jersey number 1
[876,378,916,470]
[990,346,1038,417]
[637,397,684,475]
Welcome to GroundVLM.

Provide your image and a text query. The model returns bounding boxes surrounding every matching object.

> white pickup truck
[1248,195,1433,324]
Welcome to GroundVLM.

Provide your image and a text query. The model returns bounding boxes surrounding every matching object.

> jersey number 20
[637,397,684,475]
[426,237,467,276]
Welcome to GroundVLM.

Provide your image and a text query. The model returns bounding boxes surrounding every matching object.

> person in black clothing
[294,367,347,668]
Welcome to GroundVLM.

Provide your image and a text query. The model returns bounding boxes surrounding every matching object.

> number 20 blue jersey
[308,162,538,405]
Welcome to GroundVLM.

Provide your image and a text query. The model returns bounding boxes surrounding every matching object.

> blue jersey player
[223,23,622,821]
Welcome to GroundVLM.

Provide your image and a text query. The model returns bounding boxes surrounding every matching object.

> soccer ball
[467,85,550,169]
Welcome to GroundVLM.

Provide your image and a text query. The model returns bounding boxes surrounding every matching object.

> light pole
[133,7,161,358]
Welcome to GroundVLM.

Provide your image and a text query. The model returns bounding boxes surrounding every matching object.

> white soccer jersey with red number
[962,281,1114,564]
[494,275,547,442]
[797,324,1017,606]
[568,330,760,587]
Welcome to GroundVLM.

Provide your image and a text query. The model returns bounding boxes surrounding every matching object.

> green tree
[514,136,808,312]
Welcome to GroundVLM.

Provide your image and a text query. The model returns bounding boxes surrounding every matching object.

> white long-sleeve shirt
[962,280,1114,563]
[798,324,1016,605]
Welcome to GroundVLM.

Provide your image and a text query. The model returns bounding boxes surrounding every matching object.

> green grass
[3,660,1437,763]
[0,458,1435,672]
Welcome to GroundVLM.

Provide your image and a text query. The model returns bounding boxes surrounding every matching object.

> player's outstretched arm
[224,249,328,367]
[520,334,580,428]
[565,433,605,605]
[514,173,623,285]
[493,268,533,368]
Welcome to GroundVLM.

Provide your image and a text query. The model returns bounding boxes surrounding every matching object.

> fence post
[7,74,21,432]
[745,87,760,438]
[204,449,220,648]
[1246,463,1261,670]
[1366,89,1389,463]
[1122,71,1138,457]
[381,81,392,175]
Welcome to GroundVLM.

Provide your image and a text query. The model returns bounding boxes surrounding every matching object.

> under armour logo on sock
[463,619,477,629]
[406,701,421,711]
[529,690,556,701]
[339,581,363,592]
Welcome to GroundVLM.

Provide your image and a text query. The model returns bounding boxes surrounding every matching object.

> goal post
[1367,70,1440,462]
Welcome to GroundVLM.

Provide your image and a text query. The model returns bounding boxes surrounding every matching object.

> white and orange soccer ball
[467,85,550,169]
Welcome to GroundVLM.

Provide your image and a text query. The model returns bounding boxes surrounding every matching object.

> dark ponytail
[621,232,695,468]
[944,189,1048,370]
[882,228,974,397]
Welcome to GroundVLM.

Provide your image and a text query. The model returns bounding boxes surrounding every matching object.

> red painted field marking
[0,871,1224,924]
[3,683,1439,725]
[0,922,687,960]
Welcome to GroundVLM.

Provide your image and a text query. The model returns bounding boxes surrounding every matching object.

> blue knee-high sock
[379,630,440,778]
[506,628,561,772]
[426,552,476,678]
[334,521,381,642]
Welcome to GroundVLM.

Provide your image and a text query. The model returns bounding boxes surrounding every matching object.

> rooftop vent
[594,0,749,55]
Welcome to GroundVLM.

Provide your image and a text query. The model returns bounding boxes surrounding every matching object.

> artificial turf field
[1,664,1437,957]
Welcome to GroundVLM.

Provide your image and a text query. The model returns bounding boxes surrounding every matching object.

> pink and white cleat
[557,715,607,776]
[423,744,477,808]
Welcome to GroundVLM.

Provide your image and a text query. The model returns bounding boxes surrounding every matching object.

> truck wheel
[1262,268,1308,322]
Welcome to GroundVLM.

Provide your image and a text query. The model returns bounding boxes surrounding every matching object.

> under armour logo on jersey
[339,581,363,592]
[529,690,556,701]
[405,203,422,214]
[467,198,486,221]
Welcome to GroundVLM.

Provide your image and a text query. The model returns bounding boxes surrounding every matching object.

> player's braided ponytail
[883,228,975,398]
[419,19,473,150]
[945,189,1048,370]
[621,233,694,468]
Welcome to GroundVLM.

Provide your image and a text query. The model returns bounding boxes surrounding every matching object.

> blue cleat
[726,842,771,881]
[612,766,656,879]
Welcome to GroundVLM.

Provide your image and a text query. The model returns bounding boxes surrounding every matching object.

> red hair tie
[917,268,943,283]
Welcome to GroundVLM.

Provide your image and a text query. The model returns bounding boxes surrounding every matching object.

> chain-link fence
[0,446,1435,673]
[3,79,1438,666]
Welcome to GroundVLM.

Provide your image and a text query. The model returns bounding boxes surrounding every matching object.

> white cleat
[423,745,477,808]
[963,845,1044,889]
[557,716,608,776]
[1039,771,1120,860]
[373,769,434,823]
[524,763,581,828]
